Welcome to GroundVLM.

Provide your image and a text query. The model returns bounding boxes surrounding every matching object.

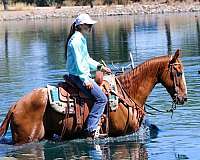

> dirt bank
[0,3,200,21]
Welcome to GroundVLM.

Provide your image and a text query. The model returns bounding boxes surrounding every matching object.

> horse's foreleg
[109,104,142,136]
[11,88,48,145]
[109,104,128,136]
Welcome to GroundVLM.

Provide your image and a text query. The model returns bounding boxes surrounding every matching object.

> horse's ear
[170,49,181,64]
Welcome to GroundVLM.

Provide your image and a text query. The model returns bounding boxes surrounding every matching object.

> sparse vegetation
[1,0,199,11]
[1,2,34,11]
[0,0,200,13]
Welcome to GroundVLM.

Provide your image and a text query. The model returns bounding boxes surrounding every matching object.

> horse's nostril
[184,97,187,102]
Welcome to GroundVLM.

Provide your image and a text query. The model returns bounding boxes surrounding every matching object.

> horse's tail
[0,104,15,137]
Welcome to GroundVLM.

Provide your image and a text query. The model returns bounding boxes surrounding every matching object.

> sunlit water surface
[0,13,200,159]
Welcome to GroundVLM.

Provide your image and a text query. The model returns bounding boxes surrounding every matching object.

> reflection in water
[4,26,8,57]
[196,16,200,52]
[3,139,148,160]
[1,15,199,78]
[88,16,132,63]
[110,142,147,160]
[164,19,172,54]
[3,143,45,159]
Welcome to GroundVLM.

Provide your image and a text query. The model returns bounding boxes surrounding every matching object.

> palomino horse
[0,49,187,145]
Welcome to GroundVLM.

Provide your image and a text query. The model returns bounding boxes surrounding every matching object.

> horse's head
[159,49,187,105]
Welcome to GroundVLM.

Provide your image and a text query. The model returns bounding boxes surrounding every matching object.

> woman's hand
[85,82,93,90]
[101,66,112,74]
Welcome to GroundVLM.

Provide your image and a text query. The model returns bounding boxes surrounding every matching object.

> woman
[66,13,111,138]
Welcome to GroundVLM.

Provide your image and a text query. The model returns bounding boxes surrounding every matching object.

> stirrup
[94,126,108,139]
[94,126,101,138]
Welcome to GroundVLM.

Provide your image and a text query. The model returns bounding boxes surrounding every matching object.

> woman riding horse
[0,49,187,145]
[65,13,111,139]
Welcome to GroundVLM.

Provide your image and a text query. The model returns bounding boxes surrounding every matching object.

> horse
[0,49,187,145]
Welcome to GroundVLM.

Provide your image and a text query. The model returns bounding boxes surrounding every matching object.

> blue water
[0,13,200,159]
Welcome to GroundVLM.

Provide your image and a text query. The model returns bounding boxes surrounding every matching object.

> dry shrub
[63,0,76,6]
[3,2,35,11]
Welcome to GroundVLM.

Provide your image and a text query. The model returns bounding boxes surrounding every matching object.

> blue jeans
[69,74,108,133]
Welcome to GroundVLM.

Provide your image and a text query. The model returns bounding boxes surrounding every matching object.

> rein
[115,78,146,115]
[145,102,177,118]
[114,77,146,132]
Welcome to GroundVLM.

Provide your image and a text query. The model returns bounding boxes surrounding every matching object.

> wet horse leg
[10,88,48,145]
[109,104,129,136]
[109,104,141,136]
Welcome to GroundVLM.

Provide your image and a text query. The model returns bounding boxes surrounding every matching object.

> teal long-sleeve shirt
[66,31,100,84]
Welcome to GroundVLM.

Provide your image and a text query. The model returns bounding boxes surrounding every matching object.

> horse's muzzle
[174,94,187,105]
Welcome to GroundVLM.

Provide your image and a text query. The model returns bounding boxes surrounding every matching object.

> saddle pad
[59,87,70,102]
[47,84,75,114]
[103,74,118,111]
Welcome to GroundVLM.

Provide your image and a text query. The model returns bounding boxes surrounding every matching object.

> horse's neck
[117,57,167,106]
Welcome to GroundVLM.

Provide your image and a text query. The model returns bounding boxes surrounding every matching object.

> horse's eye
[177,72,182,77]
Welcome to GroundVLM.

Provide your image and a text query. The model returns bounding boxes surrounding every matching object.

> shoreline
[0,2,200,21]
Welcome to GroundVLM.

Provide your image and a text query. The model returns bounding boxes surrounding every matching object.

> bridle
[169,61,183,105]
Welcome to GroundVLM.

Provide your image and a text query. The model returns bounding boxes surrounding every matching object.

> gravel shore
[0,2,200,21]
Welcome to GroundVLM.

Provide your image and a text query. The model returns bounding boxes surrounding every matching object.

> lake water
[0,13,200,159]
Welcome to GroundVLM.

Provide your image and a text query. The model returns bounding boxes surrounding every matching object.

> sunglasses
[84,24,93,28]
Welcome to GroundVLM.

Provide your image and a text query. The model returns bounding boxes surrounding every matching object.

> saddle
[48,74,121,113]
[60,74,89,99]
[47,75,90,133]
[47,74,121,137]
